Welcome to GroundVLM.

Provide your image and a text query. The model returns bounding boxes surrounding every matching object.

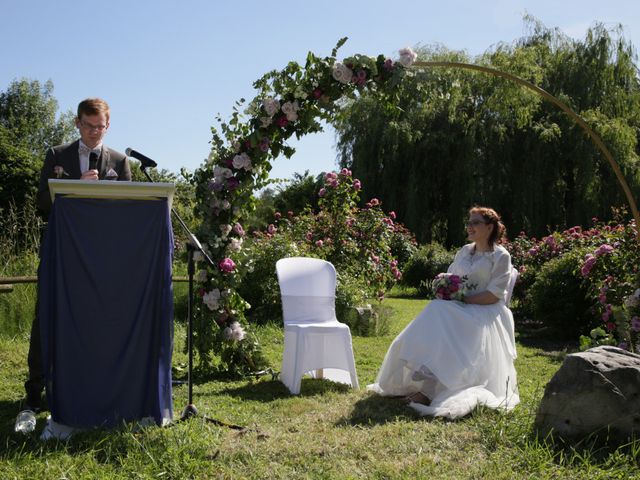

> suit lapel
[99,147,111,179]
[64,140,82,179]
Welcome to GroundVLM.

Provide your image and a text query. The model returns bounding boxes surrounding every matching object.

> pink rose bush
[506,212,640,352]
[238,170,416,327]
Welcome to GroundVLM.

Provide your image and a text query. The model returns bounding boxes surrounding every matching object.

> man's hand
[81,169,99,180]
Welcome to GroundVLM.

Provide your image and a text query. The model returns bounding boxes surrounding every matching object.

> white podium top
[48,180,175,210]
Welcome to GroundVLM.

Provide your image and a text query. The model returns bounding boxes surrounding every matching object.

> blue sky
[2,1,639,182]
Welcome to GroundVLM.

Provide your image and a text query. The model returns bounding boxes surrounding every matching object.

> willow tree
[334,19,640,246]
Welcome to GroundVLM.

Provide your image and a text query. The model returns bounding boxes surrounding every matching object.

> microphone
[125,148,158,168]
[89,151,98,170]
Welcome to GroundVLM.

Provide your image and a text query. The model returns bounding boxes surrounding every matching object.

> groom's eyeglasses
[80,120,107,132]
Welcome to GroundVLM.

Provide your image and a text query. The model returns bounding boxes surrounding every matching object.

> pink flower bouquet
[431,273,466,301]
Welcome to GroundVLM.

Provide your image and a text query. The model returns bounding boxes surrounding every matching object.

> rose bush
[238,169,415,328]
[505,210,640,348]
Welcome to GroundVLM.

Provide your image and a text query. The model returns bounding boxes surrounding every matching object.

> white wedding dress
[369,243,519,419]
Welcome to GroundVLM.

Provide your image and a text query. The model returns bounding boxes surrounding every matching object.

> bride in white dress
[369,207,519,419]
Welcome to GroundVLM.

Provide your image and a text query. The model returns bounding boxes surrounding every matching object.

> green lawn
[1,297,639,479]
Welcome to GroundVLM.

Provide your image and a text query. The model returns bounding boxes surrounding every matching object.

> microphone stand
[140,166,213,421]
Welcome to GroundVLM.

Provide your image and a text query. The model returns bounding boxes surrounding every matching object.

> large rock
[535,346,640,441]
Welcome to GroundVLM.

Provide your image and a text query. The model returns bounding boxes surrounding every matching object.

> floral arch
[190,40,638,374]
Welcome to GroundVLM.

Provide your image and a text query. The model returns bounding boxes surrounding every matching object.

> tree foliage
[334,19,640,246]
[0,79,75,244]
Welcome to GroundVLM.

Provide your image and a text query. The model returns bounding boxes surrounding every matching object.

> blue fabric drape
[39,196,173,428]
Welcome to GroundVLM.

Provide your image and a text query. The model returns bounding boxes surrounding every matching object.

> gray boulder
[535,346,640,441]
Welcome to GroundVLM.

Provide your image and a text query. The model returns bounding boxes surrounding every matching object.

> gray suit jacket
[37,140,132,218]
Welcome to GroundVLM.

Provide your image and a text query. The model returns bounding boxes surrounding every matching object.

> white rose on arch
[232,152,252,171]
[281,101,300,122]
[398,47,418,67]
[213,165,233,180]
[262,97,280,116]
[220,224,233,237]
[229,237,243,252]
[203,288,221,311]
[332,62,353,84]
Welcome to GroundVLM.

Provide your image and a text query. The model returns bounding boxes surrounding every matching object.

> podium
[39,180,175,429]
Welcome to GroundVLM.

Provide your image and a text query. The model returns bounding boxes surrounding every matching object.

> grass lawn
[1,296,639,479]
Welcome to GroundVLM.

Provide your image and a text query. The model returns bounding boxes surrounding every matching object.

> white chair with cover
[276,257,360,395]
[506,267,519,306]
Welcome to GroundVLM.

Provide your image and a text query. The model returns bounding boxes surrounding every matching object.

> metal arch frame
[412,60,640,232]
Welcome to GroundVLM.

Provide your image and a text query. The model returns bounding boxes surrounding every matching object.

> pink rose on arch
[389,211,397,220]
[232,223,245,237]
[219,257,236,273]
[315,239,324,248]
[353,179,361,191]
[318,187,326,197]
[274,212,282,220]
[267,224,277,235]
[340,168,352,177]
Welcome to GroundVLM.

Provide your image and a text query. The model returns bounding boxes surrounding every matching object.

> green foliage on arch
[190,41,418,373]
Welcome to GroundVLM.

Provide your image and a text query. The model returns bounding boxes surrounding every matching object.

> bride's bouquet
[431,273,467,301]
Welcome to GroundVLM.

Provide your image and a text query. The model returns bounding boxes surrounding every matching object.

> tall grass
[0,197,41,337]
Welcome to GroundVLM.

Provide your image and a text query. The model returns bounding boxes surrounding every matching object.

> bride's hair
[470,206,506,244]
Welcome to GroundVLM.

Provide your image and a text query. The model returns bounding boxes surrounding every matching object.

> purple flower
[318,188,326,197]
[631,316,640,332]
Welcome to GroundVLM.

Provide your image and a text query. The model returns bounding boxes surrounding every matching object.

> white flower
[203,288,221,311]
[282,101,300,122]
[398,47,418,67]
[220,199,231,210]
[230,321,246,341]
[213,165,233,180]
[229,237,243,252]
[196,270,208,282]
[262,97,280,116]
[232,152,252,171]
[332,62,353,84]
[220,224,232,237]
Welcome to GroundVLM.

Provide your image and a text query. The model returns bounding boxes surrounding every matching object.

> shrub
[235,169,411,333]
[400,243,455,296]
[528,248,597,339]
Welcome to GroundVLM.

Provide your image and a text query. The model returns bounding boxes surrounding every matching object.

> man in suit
[24,98,132,412]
